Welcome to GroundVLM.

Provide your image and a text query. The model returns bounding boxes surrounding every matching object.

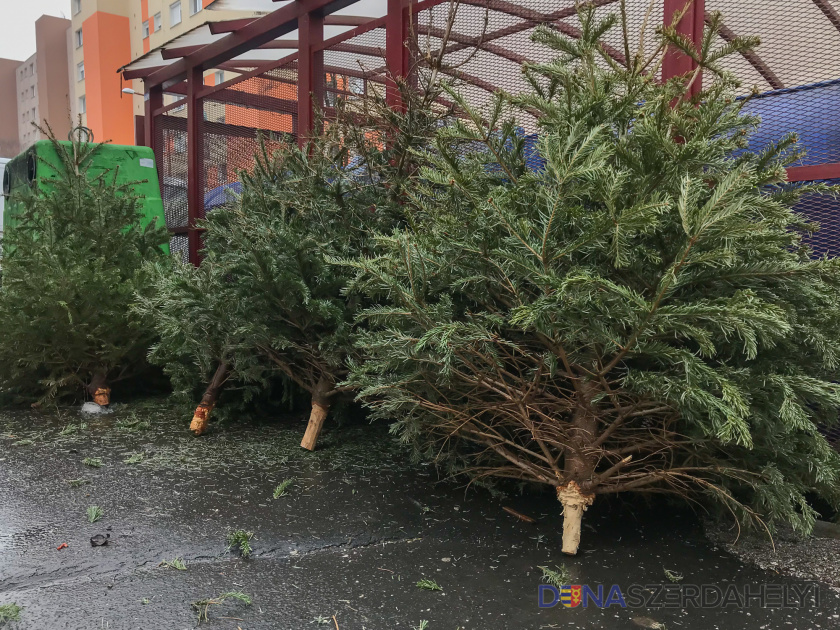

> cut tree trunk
[558,381,599,555]
[557,481,595,555]
[87,373,111,407]
[190,362,229,436]
[300,374,334,451]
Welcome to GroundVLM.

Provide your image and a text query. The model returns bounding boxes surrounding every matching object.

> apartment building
[68,0,259,145]
[69,0,135,145]
[0,59,20,157]
[0,16,73,154]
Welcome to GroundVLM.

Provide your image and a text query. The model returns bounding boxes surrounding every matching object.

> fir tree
[0,128,168,402]
[345,5,840,553]
[138,77,448,446]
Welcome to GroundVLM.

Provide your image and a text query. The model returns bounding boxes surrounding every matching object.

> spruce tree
[138,79,447,446]
[0,129,168,403]
[345,5,840,553]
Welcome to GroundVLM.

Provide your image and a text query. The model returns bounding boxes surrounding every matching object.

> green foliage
[159,557,187,570]
[82,457,103,468]
[415,579,442,592]
[226,529,254,558]
[59,423,86,436]
[191,591,251,624]
[0,603,22,624]
[0,126,168,402]
[123,452,144,464]
[344,4,840,533]
[115,415,150,432]
[272,478,294,498]
[538,565,572,588]
[86,505,103,523]
[135,78,445,416]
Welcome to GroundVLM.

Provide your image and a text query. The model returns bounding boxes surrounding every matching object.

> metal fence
[128,0,840,265]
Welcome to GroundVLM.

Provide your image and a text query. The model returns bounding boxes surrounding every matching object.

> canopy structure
[120,0,840,265]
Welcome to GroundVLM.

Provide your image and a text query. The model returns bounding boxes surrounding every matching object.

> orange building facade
[81,12,134,145]
[70,1,135,145]
[71,0,259,147]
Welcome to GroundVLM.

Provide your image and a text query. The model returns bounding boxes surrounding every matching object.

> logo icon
[560,585,582,608]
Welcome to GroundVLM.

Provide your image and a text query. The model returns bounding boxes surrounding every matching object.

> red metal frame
[187,66,204,266]
[298,11,325,145]
[130,0,837,264]
[786,164,840,183]
[144,85,163,149]
[386,0,410,109]
[662,0,705,97]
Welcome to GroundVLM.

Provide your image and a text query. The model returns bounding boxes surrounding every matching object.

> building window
[30,86,35,98]
[154,12,162,32]
[190,0,202,16]
[78,95,86,114]
[142,20,150,39]
[170,1,182,26]
[214,70,224,85]
[77,62,85,81]
[75,29,83,49]
[72,0,81,15]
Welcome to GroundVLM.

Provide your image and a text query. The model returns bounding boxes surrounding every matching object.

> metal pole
[662,0,705,97]
[298,10,325,146]
[144,85,162,150]
[385,0,410,109]
[187,65,204,266]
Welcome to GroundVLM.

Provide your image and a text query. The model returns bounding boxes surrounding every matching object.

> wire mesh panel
[322,24,387,115]
[155,108,189,231]
[409,1,663,134]
[201,62,299,213]
[793,179,840,258]
[704,0,840,168]
[742,81,840,168]
[169,233,189,264]
[144,0,840,263]
[707,0,840,93]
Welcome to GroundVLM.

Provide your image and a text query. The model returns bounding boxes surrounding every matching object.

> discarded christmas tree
[140,76,448,445]
[346,6,840,553]
[0,127,168,403]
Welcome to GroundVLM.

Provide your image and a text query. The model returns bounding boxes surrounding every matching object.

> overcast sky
[0,1,70,61]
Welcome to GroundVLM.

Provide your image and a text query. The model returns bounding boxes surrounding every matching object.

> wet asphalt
[0,400,838,629]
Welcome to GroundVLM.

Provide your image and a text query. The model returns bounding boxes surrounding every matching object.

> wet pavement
[0,400,838,629]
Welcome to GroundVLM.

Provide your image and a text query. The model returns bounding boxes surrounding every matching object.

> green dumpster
[2,139,169,255]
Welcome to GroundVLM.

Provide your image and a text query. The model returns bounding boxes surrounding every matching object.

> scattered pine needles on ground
[86,506,103,523]
[226,529,254,558]
[191,592,251,624]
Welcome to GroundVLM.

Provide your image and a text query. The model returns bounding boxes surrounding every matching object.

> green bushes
[0,130,168,403]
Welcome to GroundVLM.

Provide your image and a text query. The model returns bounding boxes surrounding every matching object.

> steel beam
[143,0,358,89]
[662,0,705,97]
[186,66,204,266]
[385,0,410,108]
[144,85,163,150]
[786,163,840,183]
[298,10,325,145]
